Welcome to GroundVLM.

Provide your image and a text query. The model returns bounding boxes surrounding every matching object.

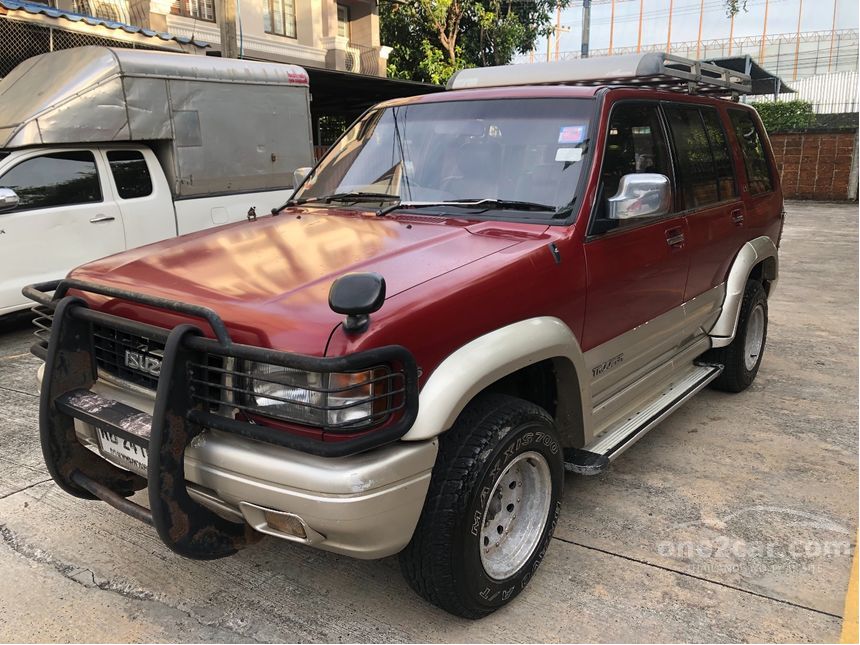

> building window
[74,0,130,23]
[171,0,215,22]
[264,0,296,38]
[337,4,350,38]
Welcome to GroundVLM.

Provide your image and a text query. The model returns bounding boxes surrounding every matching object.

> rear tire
[399,393,564,619]
[708,279,768,393]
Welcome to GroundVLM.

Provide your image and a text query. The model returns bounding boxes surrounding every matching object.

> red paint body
[69,86,783,418]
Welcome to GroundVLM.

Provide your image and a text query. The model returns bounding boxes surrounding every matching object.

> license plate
[96,428,148,477]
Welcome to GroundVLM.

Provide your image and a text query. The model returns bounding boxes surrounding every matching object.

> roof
[704,55,794,95]
[0,0,209,48]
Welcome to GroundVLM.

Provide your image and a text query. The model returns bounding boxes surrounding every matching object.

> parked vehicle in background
[0,46,314,315]
[26,53,783,618]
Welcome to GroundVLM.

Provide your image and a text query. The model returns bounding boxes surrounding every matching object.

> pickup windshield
[294,98,595,220]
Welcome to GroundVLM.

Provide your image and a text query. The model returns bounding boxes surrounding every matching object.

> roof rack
[446,52,753,97]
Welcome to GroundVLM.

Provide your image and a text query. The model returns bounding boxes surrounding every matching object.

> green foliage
[380,0,566,85]
[380,0,755,85]
[752,100,815,132]
[724,0,748,16]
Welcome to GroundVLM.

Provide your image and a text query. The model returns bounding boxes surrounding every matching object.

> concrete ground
[0,201,856,643]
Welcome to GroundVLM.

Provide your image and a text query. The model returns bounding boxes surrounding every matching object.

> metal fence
[745,71,859,114]
[0,17,160,78]
[542,29,859,82]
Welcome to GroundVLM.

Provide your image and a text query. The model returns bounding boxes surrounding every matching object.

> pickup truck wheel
[399,393,563,619]
[708,279,768,393]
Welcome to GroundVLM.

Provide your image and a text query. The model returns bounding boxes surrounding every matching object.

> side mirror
[607,173,671,221]
[0,188,19,212]
[329,272,386,334]
[293,167,312,189]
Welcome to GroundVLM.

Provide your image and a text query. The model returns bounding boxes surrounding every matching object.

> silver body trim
[586,363,722,457]
[401,316,593,443]
[585,285,723,438]
[709,236,778,347]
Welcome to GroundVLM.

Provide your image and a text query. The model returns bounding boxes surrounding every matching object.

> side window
[594,102,672,227]
[701,108,738,201]
[728,109,774,195]
[0,151,101,211]
[107,150,153,199]
[663,105,719,210]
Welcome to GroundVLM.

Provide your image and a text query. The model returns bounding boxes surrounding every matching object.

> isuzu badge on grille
[124,349,162,377]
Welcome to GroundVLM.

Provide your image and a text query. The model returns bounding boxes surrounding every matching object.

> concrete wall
[769,129,859,201]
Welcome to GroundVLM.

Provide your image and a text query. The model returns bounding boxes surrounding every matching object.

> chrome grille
[92,325,165,390]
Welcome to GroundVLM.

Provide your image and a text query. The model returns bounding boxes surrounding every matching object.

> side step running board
[564,363,722,475]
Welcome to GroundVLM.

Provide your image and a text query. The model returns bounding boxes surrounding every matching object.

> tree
[381,0,566,84]
[381,0,753,85]
[724,1,748,16]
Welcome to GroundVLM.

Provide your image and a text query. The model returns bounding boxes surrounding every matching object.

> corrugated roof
[0,0,209,48]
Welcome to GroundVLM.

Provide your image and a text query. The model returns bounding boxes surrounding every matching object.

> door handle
[665,229,685,248]
[89,215,115,223]
[730,209,745,226]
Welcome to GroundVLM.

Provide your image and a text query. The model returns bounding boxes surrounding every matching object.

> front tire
[708,279,768,392]
[399,393,564,619]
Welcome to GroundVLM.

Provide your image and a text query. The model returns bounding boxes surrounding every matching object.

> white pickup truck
[0,46,314,315]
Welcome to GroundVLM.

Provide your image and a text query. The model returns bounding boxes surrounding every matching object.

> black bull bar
[23,279,419,560]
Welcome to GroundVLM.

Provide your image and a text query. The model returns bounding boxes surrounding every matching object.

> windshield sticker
[555,147,583,163]
[558,125,587,144]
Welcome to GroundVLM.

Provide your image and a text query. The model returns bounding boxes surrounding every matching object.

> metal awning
[704,55,794,96]
[303,66,442,117]
[0,0,210,48]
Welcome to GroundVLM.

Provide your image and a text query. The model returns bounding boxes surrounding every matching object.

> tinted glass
[729,109,773,195]
[296,98,595,219]
[0,151,101,210]
[664,106,719,209]
[701,108,737,200]
[107,150,153,199]
[595,102,671,224]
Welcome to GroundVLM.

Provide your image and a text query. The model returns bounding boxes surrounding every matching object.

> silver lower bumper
[63,370,437,560]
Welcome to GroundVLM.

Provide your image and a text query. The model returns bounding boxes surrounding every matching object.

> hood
[71,209,547,352]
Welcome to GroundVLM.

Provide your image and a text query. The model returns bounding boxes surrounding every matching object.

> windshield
[294,98,595,219]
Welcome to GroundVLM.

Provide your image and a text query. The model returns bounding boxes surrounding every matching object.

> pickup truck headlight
[247,363,383,429]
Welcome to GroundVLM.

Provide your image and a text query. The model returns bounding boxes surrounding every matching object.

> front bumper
[26,279,428,560]
[77,375,436,558]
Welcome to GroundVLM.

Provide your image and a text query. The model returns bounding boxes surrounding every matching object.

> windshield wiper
[376,198,558,217]
[288,191,400,207]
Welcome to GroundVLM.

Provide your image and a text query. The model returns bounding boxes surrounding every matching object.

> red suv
[27,54,782,618]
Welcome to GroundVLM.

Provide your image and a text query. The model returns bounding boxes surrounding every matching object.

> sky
[529,0,860,58]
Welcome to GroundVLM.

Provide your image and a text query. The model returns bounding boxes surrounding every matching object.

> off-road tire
[399,393,564,619]
[707,279,768,393]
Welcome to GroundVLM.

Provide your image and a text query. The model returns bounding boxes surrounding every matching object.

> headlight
[246,363,384,429]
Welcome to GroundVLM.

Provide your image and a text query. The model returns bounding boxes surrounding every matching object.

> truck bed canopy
[0,46,313,197]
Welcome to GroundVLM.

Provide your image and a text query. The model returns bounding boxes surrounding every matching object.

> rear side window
[729,110,773,195]
[700,109,737,201]
[107,150,153,199]
[0,151,101,211]
[663,105,720,210]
